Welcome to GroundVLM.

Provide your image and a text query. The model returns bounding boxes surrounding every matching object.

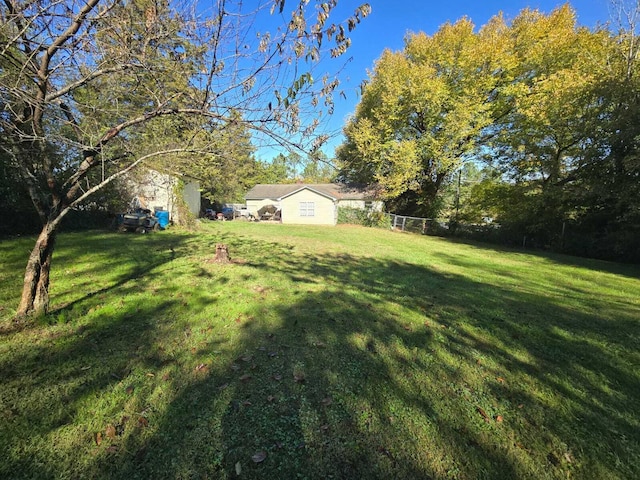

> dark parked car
[220,207,235,220]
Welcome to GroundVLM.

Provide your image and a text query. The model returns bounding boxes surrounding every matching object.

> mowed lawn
[0,222,639,479]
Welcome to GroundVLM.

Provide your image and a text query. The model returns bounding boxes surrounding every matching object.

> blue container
[155,210,170,229]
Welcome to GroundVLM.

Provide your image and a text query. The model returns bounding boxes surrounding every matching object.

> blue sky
[297,0,614,160]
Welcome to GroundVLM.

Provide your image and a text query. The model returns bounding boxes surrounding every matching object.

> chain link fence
[386,213,443,235]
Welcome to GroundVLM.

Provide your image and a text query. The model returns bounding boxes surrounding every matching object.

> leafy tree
[302,150,337,182]
[564,0,640,260]
[475,6,610,246]
[254,155,292,184]
[338,4,639,260]
[0,0,371,318]
[337,16,508,216]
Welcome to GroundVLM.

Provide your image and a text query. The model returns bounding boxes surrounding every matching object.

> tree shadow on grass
[438,235,640,280]
[2,232,638,479]
[100,245,637,478]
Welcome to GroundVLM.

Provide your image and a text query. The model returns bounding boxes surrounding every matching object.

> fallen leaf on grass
[218,383,229,391]
[320,424,329,432]
[495,415,504,423]
[293,372,305,383]
[240,355,253,362]
[138,417,149,428]
[242,400,252,406]
[162,373,171,381]
[239,374,252,382]
[105,424,116,439]
[268,351,278,358]
[106,445,118,454]
[195,363,207,372]
[235,462,242,475]
[267,395,276,403]
[476,406,490,423]
[231,364,241,371]
[146,372,155,377]
[94,432,102,446]
[251,451,267,463]
[312,341,326,348]
[125,385,135,395]
[496,377,505,384]
[321,397,333,407]
[272,374,282,381]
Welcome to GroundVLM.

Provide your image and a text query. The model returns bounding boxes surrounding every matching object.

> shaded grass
[0,223,639,479]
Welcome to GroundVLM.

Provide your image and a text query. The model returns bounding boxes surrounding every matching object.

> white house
[127,169,201,224]
[244,183,382,225]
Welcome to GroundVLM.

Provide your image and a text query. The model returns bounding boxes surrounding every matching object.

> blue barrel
[155,210,170,228]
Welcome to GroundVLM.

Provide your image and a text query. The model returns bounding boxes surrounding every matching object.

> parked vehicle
[204,208,216,220]
[220,207,235,220]
[118,208,159,233]
[204,207,235,220]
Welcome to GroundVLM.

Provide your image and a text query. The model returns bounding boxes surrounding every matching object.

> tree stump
[214,243,231,264]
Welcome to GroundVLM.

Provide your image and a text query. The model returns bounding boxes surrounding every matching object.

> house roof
[245,183,378,201]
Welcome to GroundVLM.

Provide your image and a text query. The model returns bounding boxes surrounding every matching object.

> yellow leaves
[373,140,421,199]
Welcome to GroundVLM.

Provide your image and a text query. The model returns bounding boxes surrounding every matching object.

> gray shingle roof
[245,183,377,201]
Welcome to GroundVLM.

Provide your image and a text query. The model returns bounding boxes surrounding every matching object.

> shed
[244,183,382,225]
[127,169,201,224]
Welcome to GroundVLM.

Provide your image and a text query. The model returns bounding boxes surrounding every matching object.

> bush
[337,207,391,229]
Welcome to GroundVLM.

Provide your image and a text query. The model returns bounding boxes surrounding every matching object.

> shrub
[337,207,391,229]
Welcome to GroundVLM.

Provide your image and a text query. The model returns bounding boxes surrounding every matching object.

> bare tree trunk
[17,224,57,318]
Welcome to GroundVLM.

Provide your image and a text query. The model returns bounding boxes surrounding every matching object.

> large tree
[0,0,370,318]
[338,4,640,260]
[337,15,509,216]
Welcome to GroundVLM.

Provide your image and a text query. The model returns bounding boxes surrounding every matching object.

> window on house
[299,201,315,217]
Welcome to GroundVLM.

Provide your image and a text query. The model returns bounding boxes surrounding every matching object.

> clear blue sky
[305,0,613,160]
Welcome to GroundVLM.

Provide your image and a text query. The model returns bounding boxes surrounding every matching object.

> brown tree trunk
[17,224,57,318]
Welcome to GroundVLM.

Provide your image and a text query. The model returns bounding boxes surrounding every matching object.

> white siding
[280,190,336,225]
[127,170,200,223]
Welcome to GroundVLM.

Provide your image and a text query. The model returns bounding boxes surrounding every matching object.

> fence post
[402,216,407,232]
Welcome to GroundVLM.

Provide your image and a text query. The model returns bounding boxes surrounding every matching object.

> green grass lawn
[1,222,639,479]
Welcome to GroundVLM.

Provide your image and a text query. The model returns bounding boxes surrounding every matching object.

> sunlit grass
[1,222,639,479]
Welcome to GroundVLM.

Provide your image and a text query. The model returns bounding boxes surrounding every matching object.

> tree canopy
[338,4,640,261]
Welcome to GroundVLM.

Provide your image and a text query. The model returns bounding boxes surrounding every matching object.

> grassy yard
[0,222,639,479]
